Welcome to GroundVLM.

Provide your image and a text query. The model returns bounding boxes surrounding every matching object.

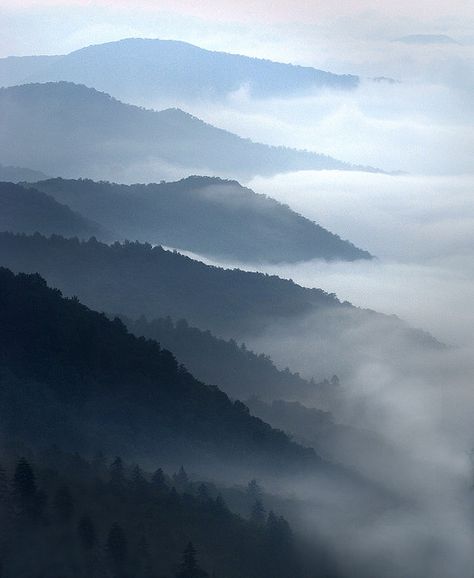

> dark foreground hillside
[30,176,372,263]
[0,449,336,578]
[0,233,340,337]
[0,233,441,359]
[0,267,317,476]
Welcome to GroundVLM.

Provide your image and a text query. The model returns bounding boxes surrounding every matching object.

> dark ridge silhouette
[0,163,49,183]
[0,266,317,474]
[4,447,342,578]
[0,232,339,337]
[0,37,358,101]
[0,181,104,239]
[30,176,372,263]
[0,233,442,351]
[0,448,330,578]
[124,315,328,402]
[0,82,379,181]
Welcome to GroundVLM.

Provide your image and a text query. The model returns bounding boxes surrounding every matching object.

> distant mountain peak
[394,34,459,45]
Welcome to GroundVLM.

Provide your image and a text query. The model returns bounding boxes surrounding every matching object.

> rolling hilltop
[0,82,376,182]
[0,181,104,239]
[29,176,372,263]
[0,38,358,103]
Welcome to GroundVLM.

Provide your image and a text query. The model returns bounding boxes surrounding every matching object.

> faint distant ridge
[0,82,381,181]
[0,181,105,239]
[0,162,49,183]
[0,37,359,100]
[29,175,373,263]
[394,34,460,45]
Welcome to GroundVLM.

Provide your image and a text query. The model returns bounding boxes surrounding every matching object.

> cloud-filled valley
[0,3,473,577]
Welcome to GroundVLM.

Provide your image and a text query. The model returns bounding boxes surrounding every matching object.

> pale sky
[1,0,473,60]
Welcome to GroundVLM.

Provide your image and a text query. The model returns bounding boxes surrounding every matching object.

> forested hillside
[0,82,373,182]
[0,233,441,356]
[0,449,327,578]
[0,266,317,475]
[0,233,340,337]
[0,181,104,239]
[30,176,372,263]
[124,315,332,401]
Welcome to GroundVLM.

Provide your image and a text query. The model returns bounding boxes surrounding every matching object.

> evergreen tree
[151,468,167,492]
[250,499,266,525]
[13,458,36,500]
[197,483,209,501]
[53,484,74,523]
[173,466,189,491]
[110,457,125,488]
[77,515,96,550]
[137,535,153,578]
[13,458,42,520]
[131,465,147,494]
[176,542,209,578]
[0,464,8,502]
[246,479,263,502]
[106,523,128,567]
[91,451,107,477]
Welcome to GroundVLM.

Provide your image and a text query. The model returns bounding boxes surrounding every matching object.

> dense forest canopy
[0,232,441,357]
[29,176,372,263]
[0,448,331,578]
[0,266,318,474]
[124,315,334,402]
[0,232,342,337]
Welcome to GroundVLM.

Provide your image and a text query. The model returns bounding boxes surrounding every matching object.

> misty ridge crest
[0,162,49,183]
[0,266,318,471]
[0,181,104,239]
[0,82,380,182]
[24,176,372,263]
[0,232,442,352]
[0,37,359,102]
[0,20,471,578]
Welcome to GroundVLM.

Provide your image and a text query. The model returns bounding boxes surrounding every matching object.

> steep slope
[0,38,358,101]
[0,163,49,182]
[0,233,441,357]
[0,181,104,238]
[124,315,329,401]
[30,177,372,263]
[0,82,374,181]
[0,266,316,475]
[0,450,315,578]
[0,232,338,337]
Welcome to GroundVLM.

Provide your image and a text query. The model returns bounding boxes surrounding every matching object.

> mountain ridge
[0,37,359,101]
[28,175,373,263]
[0,82,379,181]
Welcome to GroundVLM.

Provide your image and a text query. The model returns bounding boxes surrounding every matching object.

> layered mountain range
[0,82,378,181]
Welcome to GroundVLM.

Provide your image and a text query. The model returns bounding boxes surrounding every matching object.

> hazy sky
[1,0,473,61]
